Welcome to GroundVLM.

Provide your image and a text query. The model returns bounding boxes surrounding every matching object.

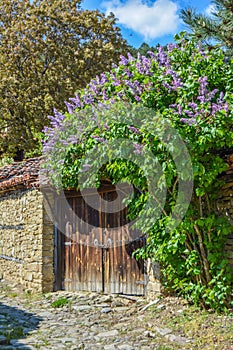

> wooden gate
[54,184,145,295]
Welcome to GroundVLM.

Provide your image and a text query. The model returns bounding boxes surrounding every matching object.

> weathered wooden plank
[58,186,145,295]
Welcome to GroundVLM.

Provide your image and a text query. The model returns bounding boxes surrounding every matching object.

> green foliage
[0,0,128,157]
[5,326,24,344]
[180,0,233,54]
[50,297,70,308]
[0,157,13,167]
[44,36,233,311]
[128,42,159,57]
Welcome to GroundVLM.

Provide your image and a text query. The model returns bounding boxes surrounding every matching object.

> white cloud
[102,0,180,41]
[205,4,216,17]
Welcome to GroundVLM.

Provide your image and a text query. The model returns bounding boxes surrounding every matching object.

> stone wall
[0,188,54,292]
[42,190,55,292]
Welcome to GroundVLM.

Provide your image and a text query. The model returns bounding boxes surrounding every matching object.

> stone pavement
[0,285,192,350]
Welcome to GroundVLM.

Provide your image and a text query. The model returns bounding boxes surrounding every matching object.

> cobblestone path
[0,285,193,350]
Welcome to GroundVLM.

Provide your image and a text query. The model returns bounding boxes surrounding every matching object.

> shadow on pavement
[0,301,42,349]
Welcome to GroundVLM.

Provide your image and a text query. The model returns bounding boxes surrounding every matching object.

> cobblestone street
[0,282,193,350]
[1,282,233,350]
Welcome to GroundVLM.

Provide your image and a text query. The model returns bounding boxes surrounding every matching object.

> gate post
[145,259,161,299]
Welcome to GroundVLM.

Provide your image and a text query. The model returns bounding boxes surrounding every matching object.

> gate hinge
[64,241,72,246]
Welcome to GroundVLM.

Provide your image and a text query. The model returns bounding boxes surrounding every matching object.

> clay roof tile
[0,157,43,192]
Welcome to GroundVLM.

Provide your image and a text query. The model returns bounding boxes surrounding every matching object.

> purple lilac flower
[217,92,225,104]
[94,76,100,84]
[219,91,224,100]
[212,102,228,114]
[98,101,106,107]
[119,55,129,66]
[46,115,60,132]
[166,69,184,90]
[91,135,105,143]
[169,103,177,109]
[188,102,197,109]
[88,81,100,94]
[147,51,155,58]
[198,76,208,102]
[104,123,110,131]
[124,69,133,78]
[172,78,183,90]
[177,105,182,115]
[162,82,172,91]
[61,140,70,146]
[141,55,150,66]
[124,79,143,97]
[167,43,179,52]
[65,101,75,114]
[197,95,206,103]
[197,44,208,58]
[211,103,222,114]
[134,95,141,102]
[117,91,124,99]
[42,145,53,153]
[133,143,144,154]
[125,80,136,90]
[69,93,83,108]
[83,93,94,105]
[133,80,143,94]
[184,110,194,117]
[48,110,65,128]
[100,73,109,84]
[206,89,219,102]
[112,77,121,86]
[166,69,175,76]
[180,118,197,126]
[135,55,153,75]
[68,135,78,144]
[102,89,109,101]
[156,46,170,67]
[136,61,145,74]
[128,126,141,134]
[43,126,54,134]
[223,103,229,112]
[53,108,66,121]
[127,52,135,61]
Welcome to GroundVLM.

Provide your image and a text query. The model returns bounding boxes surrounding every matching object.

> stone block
[26,273,33,282]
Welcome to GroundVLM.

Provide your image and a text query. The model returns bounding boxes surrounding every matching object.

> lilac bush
[42,33,233,310]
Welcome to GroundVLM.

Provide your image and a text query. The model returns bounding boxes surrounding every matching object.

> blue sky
[81,0,212,48]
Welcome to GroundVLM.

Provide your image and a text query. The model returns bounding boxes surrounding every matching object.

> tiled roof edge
[0,157,42,192]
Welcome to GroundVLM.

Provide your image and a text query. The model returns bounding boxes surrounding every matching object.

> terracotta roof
[0,157,42,192]
[0,153,233,193]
